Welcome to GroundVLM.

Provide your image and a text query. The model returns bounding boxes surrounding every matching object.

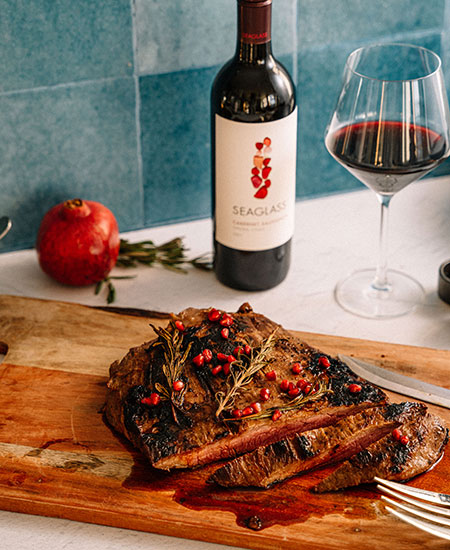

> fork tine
[376,477,450,541]
[374,477,450,507]
[385,505,450,541]
[382,496,450,527]
[378,486,450,517]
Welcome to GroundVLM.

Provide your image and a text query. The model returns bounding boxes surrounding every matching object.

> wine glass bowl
[325,43,450,318]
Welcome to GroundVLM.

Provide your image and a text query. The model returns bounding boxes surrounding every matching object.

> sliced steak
[314,402,449,492]
[209,403,415,488]
[105,304,387,470]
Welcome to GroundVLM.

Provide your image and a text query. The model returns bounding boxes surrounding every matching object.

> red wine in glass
[327,120,449,195]
[325,43,450,318]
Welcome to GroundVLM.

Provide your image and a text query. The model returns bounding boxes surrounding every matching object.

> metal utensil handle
[0,217,12,240]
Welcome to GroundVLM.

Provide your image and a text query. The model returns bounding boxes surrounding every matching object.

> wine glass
[325,43,450,318]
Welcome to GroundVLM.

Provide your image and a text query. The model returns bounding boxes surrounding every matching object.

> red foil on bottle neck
[239,0,272,45]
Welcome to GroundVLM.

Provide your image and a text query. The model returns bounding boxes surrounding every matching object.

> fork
[375,477,450,541]
[0,216,12,241]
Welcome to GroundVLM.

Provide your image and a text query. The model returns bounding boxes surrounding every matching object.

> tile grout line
[0,75,129,98]
[297,26,443,54]
[292,0,298,86]
[130,0,145,227]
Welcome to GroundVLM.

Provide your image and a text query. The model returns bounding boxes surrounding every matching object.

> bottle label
[215,108,297,251]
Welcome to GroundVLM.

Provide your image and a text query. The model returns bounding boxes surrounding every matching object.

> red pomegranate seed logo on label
[251,137,272,199]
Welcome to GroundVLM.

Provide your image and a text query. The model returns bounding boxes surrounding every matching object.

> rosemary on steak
[215,330,278,419]
[149,322,192,423]
[97,237,213,303]
[229,376,332,422]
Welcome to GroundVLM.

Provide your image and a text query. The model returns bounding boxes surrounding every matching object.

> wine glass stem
[372,194,392,291]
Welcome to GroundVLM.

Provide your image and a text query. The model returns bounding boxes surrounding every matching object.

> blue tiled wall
[0,0,449,251]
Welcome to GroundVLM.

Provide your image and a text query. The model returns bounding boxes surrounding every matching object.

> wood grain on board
[0,294,449,550]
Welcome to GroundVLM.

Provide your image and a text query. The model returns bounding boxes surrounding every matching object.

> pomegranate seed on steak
[260,388,270,401]
[318,356,330,369]
[193,354,205,367]
[208,308,221,322]
[291,363,302,374]
[272,410,282,421]
[173,380,184,391]
[175,320,185,331]
[202,349,213,363]
[141,393,161,407]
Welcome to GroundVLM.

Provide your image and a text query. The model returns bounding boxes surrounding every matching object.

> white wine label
[215,109,297,251]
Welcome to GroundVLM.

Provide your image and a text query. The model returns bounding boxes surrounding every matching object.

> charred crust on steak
[208,404,401,488]
[353,449,373,467]
[348,403,426,472]
[314,402,448,492]
[383,401,418,421]
[106,304,389,469]
[238,302,253,314]
[105,304,447,480]
[268,439,291,459]
[295,434,317,459]
[324,356,385,407]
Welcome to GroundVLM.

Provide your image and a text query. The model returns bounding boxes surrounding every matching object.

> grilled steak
[314,402,449,492]
[209,403,412,488]
[105,303,386,470]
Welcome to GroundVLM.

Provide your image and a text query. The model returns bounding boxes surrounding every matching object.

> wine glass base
[334,268,425,319]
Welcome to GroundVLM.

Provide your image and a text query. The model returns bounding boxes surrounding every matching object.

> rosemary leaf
[150,322,193,422]
[94,279,104,295]
[215,330,278,419]
[106,280,116,304]
[161,264,188,274]
[225,377,333,423]
[192,252,214,271]
[95,236,212,304]
[95,275,136,304]
[154,382,170,400]
[116,237,213,272]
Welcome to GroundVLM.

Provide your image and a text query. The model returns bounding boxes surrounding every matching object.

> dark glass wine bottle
[211,0,297,291]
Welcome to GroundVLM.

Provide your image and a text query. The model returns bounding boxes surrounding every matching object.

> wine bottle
[211,0,297,291]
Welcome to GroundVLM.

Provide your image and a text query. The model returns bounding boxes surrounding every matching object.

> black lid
[438,260,450,305]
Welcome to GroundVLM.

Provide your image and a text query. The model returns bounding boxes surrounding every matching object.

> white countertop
[1,177,449,549]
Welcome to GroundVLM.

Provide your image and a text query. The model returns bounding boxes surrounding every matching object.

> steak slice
[314,402,449,492]
[209,403,414,488]
[105,303,386,470]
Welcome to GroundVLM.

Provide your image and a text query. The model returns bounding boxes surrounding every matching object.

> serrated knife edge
[339,354,450,410]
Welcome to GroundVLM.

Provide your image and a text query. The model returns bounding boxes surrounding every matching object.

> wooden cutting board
[0,294,449,550]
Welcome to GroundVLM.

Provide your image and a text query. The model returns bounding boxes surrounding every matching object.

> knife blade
[339,354,450,410]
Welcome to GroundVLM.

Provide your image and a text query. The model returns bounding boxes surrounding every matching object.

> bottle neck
[236,0,273,63]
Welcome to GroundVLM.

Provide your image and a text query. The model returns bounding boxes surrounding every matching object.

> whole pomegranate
[36,198,120,286]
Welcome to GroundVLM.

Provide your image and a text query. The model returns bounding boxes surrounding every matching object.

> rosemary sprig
[117,238,213,272]
[225,376,332,422]
[96,237,213,303]
[215,330,278,419]
[95,275,136,304]
[150,322,192,423]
